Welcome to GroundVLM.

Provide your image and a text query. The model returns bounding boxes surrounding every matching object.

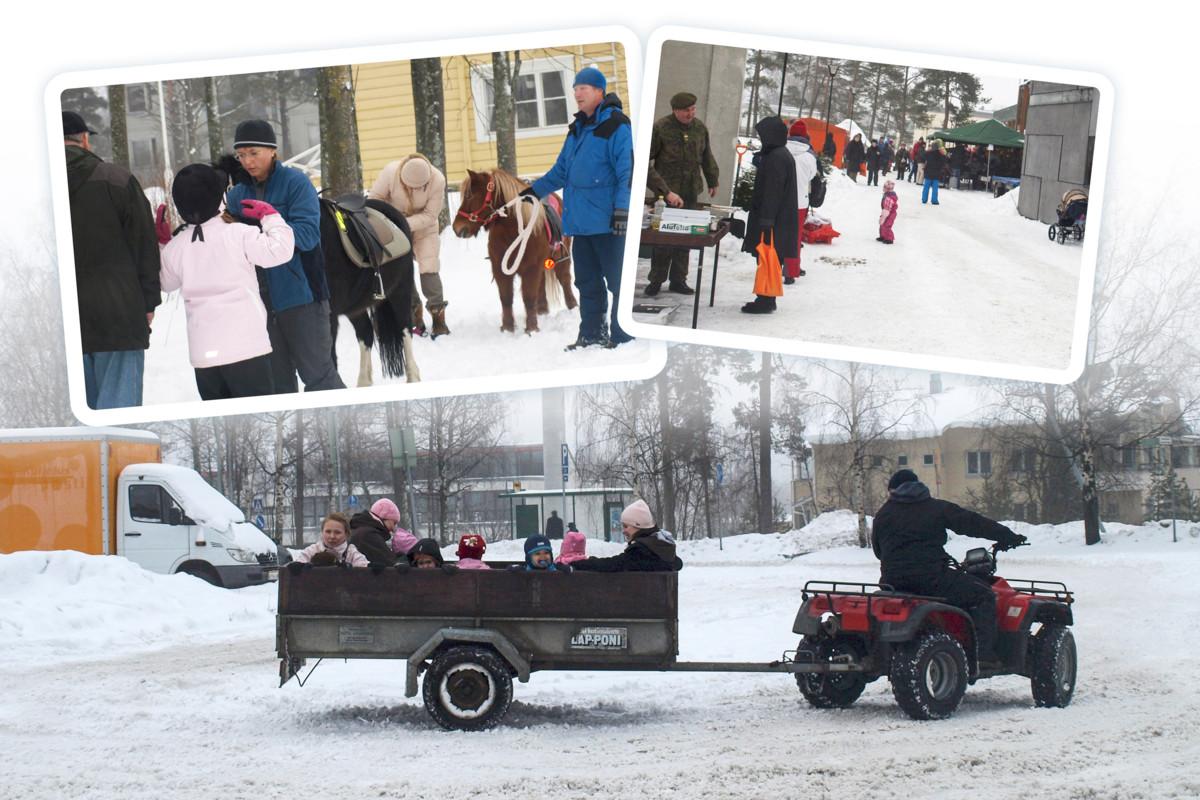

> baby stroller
[1048,189,1087,244]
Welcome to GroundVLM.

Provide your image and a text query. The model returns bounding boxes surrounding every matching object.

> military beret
[670,92,697,110]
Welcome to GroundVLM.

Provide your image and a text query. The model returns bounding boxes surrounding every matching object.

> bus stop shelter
[498,487,635,542]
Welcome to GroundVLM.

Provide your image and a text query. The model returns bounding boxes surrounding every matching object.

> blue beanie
[524,534,553,564]
[573,67,607,92]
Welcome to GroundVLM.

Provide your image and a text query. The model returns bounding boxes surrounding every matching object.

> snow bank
[0,550,274,667]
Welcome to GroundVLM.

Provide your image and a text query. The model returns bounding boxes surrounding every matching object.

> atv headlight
[225,546,258,564]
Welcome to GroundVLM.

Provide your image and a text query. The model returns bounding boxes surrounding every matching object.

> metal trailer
[276,565,847,730]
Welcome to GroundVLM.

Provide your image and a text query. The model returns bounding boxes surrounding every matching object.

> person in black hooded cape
[740,116,798,315]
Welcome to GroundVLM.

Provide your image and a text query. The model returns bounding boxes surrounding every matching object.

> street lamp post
[823,62,839,153]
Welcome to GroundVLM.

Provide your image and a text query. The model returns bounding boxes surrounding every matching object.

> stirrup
[372,271,386,301]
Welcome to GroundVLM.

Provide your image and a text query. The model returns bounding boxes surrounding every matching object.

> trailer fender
[406,627,530,698]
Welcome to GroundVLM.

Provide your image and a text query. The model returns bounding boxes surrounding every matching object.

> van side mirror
[168,507,183,526]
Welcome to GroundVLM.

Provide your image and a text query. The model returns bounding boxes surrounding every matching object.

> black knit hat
[233,119,277,149]
[171,163,227,226]
[888,469,919,491]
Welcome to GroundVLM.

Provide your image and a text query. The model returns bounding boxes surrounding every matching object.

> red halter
[456,178,499,226]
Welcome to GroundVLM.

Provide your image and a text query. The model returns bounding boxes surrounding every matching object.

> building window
[897,455,908,466]
[923,454,935,466]
[126,84,148,113]
[130,138,158,169]
[967,450,992,476]
[471,57,579,142]
[1120,447,1137,471]
[1012,502,1027,521]
[870,455,884,468]
[1010,448,1036,473]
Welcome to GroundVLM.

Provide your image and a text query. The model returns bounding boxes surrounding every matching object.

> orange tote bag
[752,231,783,298]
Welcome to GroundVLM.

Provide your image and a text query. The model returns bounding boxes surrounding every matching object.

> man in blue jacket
[526,67,634,349]
[225,120,344,393]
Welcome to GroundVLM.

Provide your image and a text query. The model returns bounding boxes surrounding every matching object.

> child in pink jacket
[555,529,588,566]
[159,163,295,400]
[877,179,898,244]
[455,534,491,570]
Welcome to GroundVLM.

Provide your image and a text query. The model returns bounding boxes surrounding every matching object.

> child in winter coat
[159,163,296,400]
[389,526,419,556]
[522,534,564,571]
[555,530,588,566]
[877,180,899,244]
[455,534,491,570]
[295,513,369,567]
[407,538,445,569]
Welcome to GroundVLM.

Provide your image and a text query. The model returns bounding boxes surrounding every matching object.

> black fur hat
[888,469,920,491]
[171,163,227,225]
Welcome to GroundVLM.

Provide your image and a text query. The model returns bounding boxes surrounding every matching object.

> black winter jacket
[571,529,683,573]
[923,148,948,180]
[871,481,1022,582]
[844,138,866,167]
[741,117,799,263]
[348,511,395,566]
[66,146,160,353]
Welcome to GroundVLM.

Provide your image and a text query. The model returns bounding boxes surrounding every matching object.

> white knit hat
[620,499,654,529]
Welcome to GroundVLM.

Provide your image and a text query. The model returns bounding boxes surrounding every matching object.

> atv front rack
[1005,579,1073,604]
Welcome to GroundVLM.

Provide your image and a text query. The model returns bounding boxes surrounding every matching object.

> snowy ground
[3,513,1198,799]
[144,216,656,405]
[632,172,1083,371]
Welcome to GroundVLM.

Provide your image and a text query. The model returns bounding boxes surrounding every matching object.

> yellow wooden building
[354,43,629,190]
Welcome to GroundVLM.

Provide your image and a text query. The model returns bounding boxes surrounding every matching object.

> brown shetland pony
[451,168,577,334]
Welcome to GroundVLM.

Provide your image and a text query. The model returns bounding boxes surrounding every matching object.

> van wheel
[795,635,867,708]
[889,629,968,720]
[1030,624,1076,708]
[422,646,513,731]
[177,563,222,587]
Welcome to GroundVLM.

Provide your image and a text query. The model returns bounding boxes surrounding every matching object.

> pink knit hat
[370,498,401,523]
[620,499,654,529]
[555,531,588,564]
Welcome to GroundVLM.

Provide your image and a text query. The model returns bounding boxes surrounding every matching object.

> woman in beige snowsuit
[368,153,449,336]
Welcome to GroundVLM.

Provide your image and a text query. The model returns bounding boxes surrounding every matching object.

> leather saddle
[322,193,411,269]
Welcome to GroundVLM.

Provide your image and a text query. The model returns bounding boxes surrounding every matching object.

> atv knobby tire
[1030,624,1077,708]
[889,629,968,720]
[422,645,513,731]
[795,635,868,709]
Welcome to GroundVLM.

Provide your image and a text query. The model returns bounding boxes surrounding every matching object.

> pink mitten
[239,199,279,220]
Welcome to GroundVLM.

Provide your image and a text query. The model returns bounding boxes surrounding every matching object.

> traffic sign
[348,495,359,507]
[254,514,266,529]
[561,443,570,483]
[715,463,724,486]
[252,497,264,513]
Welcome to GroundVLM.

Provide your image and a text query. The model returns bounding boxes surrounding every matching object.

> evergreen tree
[916,70,988,129]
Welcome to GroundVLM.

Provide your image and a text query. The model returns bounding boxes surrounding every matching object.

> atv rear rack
[1005,579,1073,604]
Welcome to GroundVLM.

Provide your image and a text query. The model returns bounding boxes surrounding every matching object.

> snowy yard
[2,513,1198,799]
[632,172,1084,372]
[144,220,657,406]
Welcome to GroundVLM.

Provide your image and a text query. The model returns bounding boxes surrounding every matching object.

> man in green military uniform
[645,92,720,296]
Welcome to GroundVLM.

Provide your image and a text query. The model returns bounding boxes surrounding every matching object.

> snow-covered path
[3,518,1198,799]
[632,172,1084,372]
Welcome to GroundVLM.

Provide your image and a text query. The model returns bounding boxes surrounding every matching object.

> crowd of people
[291,497,684,573]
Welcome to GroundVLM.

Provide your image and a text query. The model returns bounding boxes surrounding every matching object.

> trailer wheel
[1030,624,1076,708]
[794,635,867,709]
[889,629,968,720]
[422,645,513,731]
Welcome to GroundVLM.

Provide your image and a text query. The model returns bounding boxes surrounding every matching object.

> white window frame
[470,57,579,142]
[967,450,992,476]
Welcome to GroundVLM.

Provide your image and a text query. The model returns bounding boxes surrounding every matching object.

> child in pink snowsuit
[555,530,588,566]
[877,179,898,244]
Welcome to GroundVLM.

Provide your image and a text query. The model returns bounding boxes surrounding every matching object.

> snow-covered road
[632,172,1084,372]
[3,517,1198,799]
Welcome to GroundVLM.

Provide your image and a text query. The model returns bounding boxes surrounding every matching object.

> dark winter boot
[740,295,777,314]
[431,307,450,338]
[644,281,662,297]
[565,324,611,351]
[668,281,695,295]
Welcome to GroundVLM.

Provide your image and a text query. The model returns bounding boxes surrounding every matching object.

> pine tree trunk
[845,62,861,121]
[657,368,677,533]
[758,352,773,534]
[492,52,519,174]
[204,77,222,162]
[411,57,450,229]
[856,462,869,548]
[318,65,363,195]
[746,51,763,136]
[292,411,306,546]
[108,85,129,168]
[897,67,910,145]
[943,77,952,129]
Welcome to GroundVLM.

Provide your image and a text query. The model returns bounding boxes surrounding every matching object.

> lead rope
[493,195,542,276]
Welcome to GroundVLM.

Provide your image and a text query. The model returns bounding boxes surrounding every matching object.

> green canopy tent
[932,118,1025,148]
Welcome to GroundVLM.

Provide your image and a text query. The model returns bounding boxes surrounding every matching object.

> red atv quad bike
[788,544,1076,720]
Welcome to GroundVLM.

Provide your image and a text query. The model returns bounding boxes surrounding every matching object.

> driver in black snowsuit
[871,469,1026,665]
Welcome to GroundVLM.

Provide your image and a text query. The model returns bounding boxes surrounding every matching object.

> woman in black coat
[844,134,866,182]
[741,116,798,314]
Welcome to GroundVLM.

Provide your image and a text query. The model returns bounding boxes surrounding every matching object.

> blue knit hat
[573,67,607,92]
[524,534,553,565]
